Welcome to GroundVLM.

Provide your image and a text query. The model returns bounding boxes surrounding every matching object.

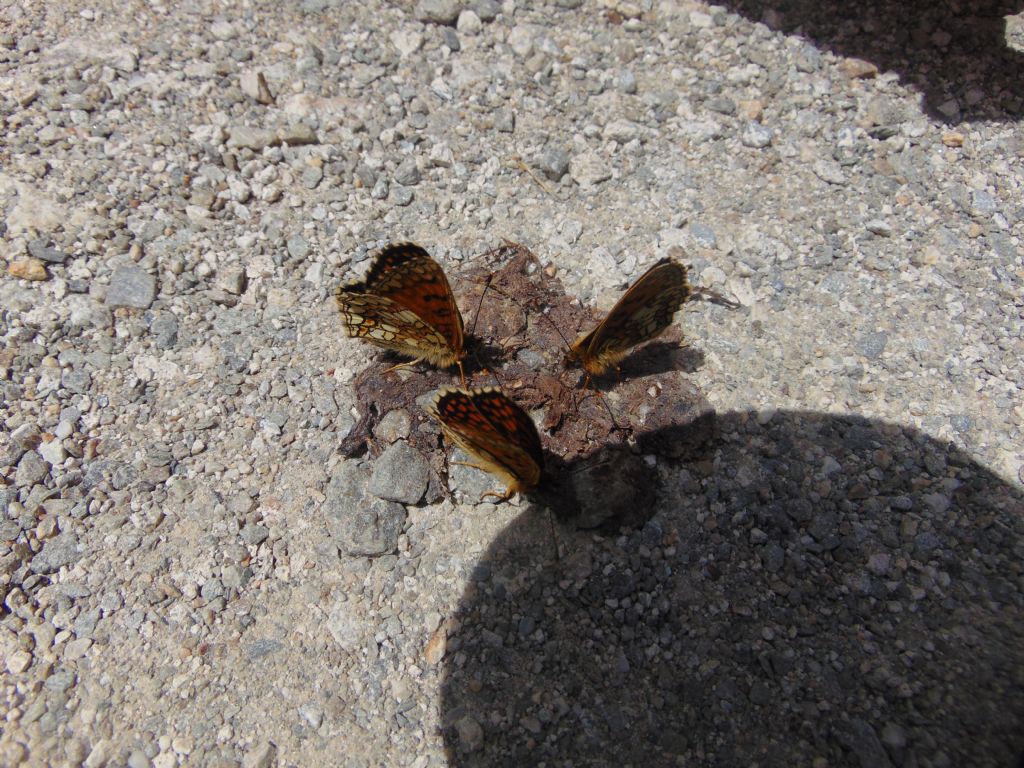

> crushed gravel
[1,1,1022,766]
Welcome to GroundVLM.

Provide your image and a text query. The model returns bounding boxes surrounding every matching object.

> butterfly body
[335,243,465,370]
[565,258,690,376]
[430,386,543,501]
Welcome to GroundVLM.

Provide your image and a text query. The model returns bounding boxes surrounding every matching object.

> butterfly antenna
[481,281,626,434]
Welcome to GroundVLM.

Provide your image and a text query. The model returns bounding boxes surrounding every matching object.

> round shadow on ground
[440,410,1024,767]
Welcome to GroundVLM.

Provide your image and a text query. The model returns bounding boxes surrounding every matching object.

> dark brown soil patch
[339,242,715,529]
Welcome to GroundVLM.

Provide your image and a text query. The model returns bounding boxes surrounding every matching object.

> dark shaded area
[440,410,1024,766]
[719,0,1023,123]
[340,243,714,527]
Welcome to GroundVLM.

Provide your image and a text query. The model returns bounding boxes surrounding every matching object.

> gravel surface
[1,1,1023,767]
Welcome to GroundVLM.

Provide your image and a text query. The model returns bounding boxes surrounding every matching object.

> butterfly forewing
[431,387,543,496]
[335,243,464,369]
[568,258,690,375]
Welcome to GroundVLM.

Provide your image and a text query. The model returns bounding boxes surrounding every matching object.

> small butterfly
[564,258,690,377]
[430,386,543,502]
[335,243,466,382]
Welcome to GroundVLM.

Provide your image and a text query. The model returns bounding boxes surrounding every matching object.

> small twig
[509,155,553,196]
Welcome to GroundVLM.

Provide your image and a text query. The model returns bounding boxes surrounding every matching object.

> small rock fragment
[106,266,157,309]
[8,258,48,281]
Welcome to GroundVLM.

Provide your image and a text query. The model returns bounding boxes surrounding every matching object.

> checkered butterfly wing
[431,387,543,497]
[335,243,465,368]
[567,258,690,375]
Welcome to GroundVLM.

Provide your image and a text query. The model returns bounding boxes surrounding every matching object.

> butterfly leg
[382,357,424,376]
[456,359,467,387]
[449,461,515,502]
[479,487,514,503]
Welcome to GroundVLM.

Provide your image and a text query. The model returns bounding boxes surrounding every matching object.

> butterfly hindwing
[334,243,464,369]
[567,258,690,375]
[431,387,543,498]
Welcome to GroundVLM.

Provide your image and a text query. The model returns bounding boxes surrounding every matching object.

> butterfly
[430,386,544,502]
[564,258,690,377]
[335,243,466,382]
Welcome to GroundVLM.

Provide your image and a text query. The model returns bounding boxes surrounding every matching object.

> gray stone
[441,26,460,51]
[106,266,156,309]
[914,531,942,555]
[12,423,41,450]
[369,440,430,505]
[536,147,570,180]
[240,523,270,546]
[457,10,482,35]
[375,409,412,443]
[506,25,533,57]
[689,222,718,249]
[706,96,736,115]
[813,159,846,185]
[299,703,324,728]
[242,741,277,768]
[865,219,893,237]
[415,0,461,25]
[472,0,500,21]
[227,126,277,150]
[969,189,997,217]
[38,439,66,466]
[73,607,101,638]
[740,121,772,148]
[569,151,612,187]
[808,510,838,541]
[615,69,637,94]
[455,715,484,751]
[494,109,515,133]
[325,463,407,556]
[61,369,91,394]
[278,124,318,146]
[30,532,81,574]
[286,235,309,260]
[391,186,414,206]
[150,313,178,349]
[603,119,640,143]
[217,267,248,295]
[27,240,67,264]
[44,668,76,693]
[200,578,225,601]
[0,519,22,540]
[394,157,421,186]
[867,553,891,576]
[327,598,365,648]
[857,331,888,360]
[16,451,49,486]
[300,165,323,189]
[245,639,283,660]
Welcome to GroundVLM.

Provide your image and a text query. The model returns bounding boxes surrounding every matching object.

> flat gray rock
[105,266,156,309]
[368,440,429,505]
[30,532,81,574]
[325,462,407,556]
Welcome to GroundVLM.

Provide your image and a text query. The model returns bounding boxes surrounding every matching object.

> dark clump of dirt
[338,242,715,529]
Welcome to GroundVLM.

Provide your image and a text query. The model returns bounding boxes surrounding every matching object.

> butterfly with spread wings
[335,243,466,383]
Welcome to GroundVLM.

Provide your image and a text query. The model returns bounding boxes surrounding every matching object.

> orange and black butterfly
[430,386,543,502]
[335,243,466,382]
[564,258,690,376]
